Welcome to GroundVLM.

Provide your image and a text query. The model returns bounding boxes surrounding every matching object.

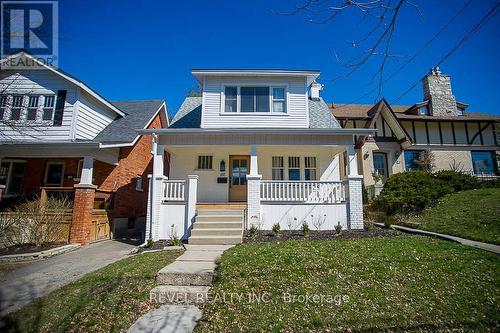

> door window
[231,159,248,186]
[373,152,388,179]
[0,161,26,195]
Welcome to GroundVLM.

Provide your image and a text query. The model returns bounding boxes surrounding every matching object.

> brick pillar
[70,184,96,245]
[247,174,262,230]
[346,175,364,229]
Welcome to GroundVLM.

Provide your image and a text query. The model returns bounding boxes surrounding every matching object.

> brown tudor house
[0,52,169,244]
[329,68,499,196]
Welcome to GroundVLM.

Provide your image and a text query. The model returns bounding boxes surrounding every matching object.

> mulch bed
[243,227,402,243]
[0,242,67,256]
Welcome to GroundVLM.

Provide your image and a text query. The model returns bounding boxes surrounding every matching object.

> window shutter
[53,90,67,126]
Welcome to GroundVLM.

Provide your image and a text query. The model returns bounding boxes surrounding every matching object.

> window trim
[221,84,289,115]
[196,155,214,171]
[44,161,66,187]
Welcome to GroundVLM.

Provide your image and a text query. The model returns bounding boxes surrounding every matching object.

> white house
[141,69,374,245]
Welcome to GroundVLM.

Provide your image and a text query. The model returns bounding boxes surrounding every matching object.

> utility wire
[331,0,473,110]
[391,1,500,104]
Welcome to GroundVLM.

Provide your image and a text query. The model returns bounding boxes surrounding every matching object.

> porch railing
[260,180,345,203]
[162,180,186,201]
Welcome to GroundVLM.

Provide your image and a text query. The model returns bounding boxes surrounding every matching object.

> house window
[272,87,286,112]
[471,151,497,176]
[272,156,284,180]
[404,150,421,171]
[304,157,317,180]
[456,108,463,116]
[42,95,55,121]
[197,155,213,170]
[241,87,270,112]
[44,162,65,186]
[135,176,143,191]
[0,95,7,120]
[418,106,429,116]
[373,152,388,179]
[224,87,237,113]
[27,96,39,121]
[288,156,301,180]
[10,95,23,120]
[0,161,26,195]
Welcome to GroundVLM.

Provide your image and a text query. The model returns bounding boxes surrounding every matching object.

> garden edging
[0,243,81,262]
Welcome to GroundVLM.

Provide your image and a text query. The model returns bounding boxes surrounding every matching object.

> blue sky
[58,0,500,117]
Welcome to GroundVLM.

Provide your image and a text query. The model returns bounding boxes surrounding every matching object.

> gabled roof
[1,51,125,117]
[169,96,341,129]
[94,100,166,146]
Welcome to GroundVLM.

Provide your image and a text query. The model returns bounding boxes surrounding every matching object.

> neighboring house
[0,52,168,245]
[330,68,499,196]
[140,69,374,245]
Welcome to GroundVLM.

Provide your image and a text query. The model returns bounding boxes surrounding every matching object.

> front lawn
[197,236,500,332]
[407,188,500,245]
[0,249,183,333]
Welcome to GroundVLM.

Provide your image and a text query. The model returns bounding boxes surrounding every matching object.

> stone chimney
[422,67,457,116]
[310,81,323,101]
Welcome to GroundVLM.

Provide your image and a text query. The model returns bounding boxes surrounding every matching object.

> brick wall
[94,113,165,219]
[21,158,81,193]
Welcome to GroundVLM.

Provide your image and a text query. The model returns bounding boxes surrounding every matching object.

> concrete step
[156,260,216,286]
[191,228,242,237]
[193,222,243,229]
[150,285,210,304]
[189,235,242,245]
[196,209,244,216]
[196,214,242,222]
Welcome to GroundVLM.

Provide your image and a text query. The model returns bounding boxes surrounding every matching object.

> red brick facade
[2,109,168,244]
[69,186,96,245]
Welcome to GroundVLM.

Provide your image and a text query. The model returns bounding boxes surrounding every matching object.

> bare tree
[275,0,420,97]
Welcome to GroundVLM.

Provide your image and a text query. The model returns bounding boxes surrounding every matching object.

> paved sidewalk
[377,223,500,255]
[0,240,137,316]
[130,244,233,333]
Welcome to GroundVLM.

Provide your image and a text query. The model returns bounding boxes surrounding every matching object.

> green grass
[1,250,183,333]
[408,188,500,245]
[197,237,500,332]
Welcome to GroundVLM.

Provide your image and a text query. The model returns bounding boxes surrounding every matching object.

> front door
[229,155,250,202]
[373,152,389,183]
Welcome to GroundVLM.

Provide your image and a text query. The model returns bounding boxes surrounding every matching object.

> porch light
[220,160,226,172]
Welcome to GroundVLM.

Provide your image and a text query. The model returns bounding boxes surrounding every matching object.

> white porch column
[247,145,261,229]
[345,143,363,229]
[145,134,166,241]
[186,175,198,239]
[79,156,94,185]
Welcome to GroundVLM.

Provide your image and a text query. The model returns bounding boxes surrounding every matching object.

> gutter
[136,127,376,136]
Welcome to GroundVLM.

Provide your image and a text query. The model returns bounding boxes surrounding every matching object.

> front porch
[144,128,371,243]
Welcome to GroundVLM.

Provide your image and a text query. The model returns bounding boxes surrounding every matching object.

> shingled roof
[169,96,340,129]
[93,100,165,144]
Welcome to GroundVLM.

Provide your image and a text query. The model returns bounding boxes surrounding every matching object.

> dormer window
[43,95,55,120]
[27,96,39,120]
[456,108,463,116]
[222,86,287,114]
[10,95,23,120]
[0,95,7,120]
[418,105,429,116]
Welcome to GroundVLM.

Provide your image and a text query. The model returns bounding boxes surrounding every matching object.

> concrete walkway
[377,223,500,255]
[0,240,137,316]
[129,244,233,333]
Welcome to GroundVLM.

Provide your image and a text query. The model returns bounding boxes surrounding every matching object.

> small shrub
[373,171,453,215]
[248,224,257,238]
[334,222,342,235]
[301,222,310,236]
[170,235,182,247]
[364,221,373,231]
[146,238,154,248]
[434,170,480,192]
[272,223,281,236]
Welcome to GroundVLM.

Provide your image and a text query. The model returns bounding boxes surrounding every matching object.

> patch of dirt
[0,242,67,256]
[243,227,402,243]
[138,239,185,252]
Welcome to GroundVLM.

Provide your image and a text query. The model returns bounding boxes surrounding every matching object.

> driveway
[0,240,137,316]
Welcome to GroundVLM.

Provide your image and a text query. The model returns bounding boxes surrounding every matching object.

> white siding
[0,70,77,141]
[76,92,116,140]
[201,76,308,128]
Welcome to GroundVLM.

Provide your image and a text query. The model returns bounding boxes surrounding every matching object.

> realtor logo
[1,1,58,68]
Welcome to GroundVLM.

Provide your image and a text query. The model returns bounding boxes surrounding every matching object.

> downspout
[139,132,158,248]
